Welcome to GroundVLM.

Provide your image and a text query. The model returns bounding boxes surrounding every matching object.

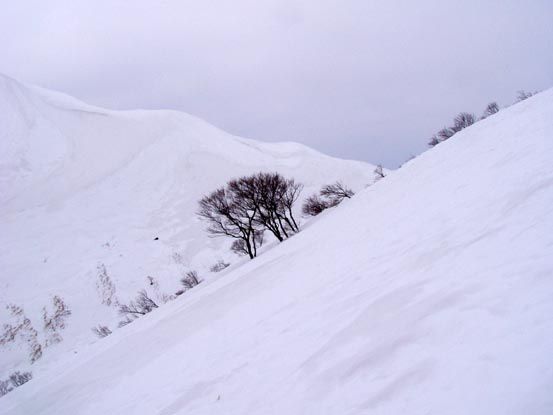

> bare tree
[198,187,260,259]
[180,271,202,290]
[91,325,112,338]
[232,173,302,241]
[119,290,158,318]
[231,230,264,256]
[481,102,499,119]
[43,296,71,347]
[1,304,42,363]
[320,181,354,206]
[198,172,303,258]
[274,175,303,234]
[452,112,476,132]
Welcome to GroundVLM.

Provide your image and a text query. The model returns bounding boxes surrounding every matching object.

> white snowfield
[0,73,374,378]
[2,78,553,415]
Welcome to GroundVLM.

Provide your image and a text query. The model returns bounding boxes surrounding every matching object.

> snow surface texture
[0,73,374,380]
[2,78,553,414]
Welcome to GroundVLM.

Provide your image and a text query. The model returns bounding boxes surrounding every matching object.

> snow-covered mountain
[3,79,552,414]
[0,74,375,379]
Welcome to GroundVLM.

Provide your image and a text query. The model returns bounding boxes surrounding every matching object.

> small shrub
[210,260,230,273]
[302,195,330,217]
[91,325,112,338]
[320,181,354,206]
[452,112,475,132]
[481,102,499,119]
[428,135,440,147]
[0,379,12,397]
[119,290,158,318]
[9,371,32,387]
[516,90,534,102]
[180,271,201,290]
[118,316,136,328]
[303,181,355,217]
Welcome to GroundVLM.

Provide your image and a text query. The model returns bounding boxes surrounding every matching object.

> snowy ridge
[2,84,552,413]
[0,74,374,379]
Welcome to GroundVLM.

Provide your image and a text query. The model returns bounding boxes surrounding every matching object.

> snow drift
[3,82,553,414]
[0,73,374,378]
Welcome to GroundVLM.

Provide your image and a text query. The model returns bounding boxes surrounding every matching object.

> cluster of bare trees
[198,172,303,259]
[428,90,538,147]
[43,296,72,347]
[0,304,42,364]
[0,297,71,365]
[0,371,32,398]
[302,181,355,217]
[516,90,535,102]
[428,111,479,147]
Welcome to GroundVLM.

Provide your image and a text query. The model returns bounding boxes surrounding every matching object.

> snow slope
[0,73,375,378]
[3,87,552,414]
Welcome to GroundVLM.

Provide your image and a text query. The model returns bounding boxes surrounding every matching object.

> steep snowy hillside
[3,88,552,414]
[0,74,375,378]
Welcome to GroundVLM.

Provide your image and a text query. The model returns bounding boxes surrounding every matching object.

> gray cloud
[2,0,552,167]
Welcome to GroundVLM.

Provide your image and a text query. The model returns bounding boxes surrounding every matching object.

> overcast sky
[1,1,552,167]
